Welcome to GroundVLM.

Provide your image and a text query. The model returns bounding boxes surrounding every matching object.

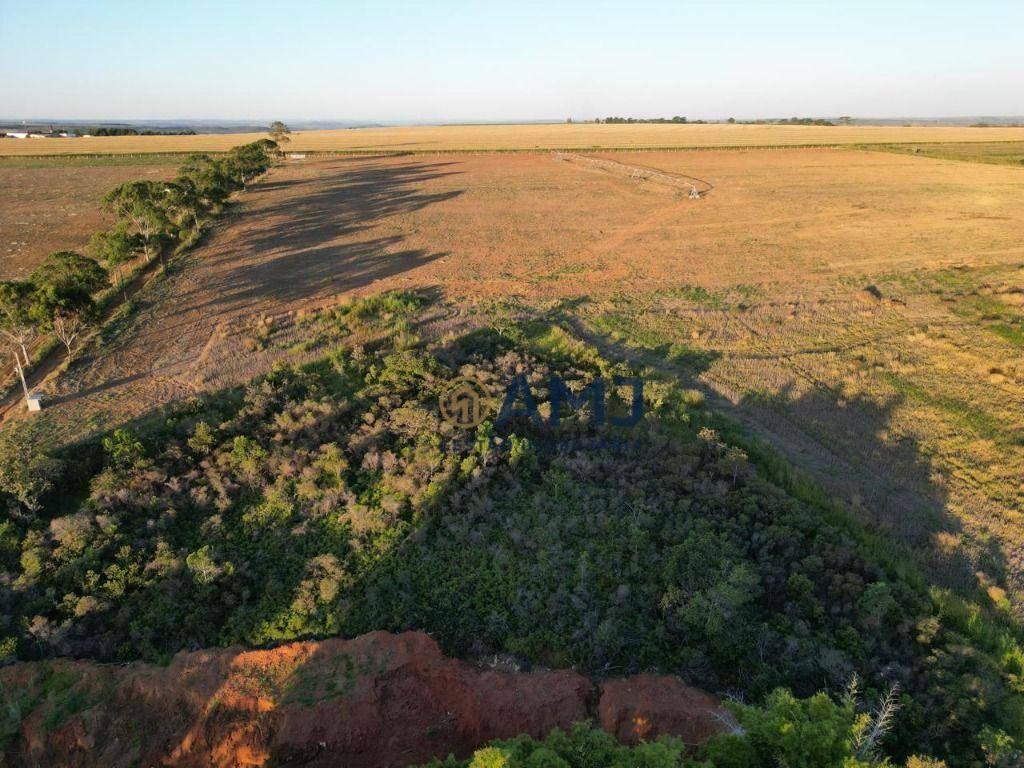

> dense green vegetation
[420,687,950,768]
[0,294,1021,766]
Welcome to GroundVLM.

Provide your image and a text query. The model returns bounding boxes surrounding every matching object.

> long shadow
[183,237,449,320]
[170,159,463,320]
[46,370,151,406]
[245,159,463,249]
[559,311,1003,596]
[737,385,986,589]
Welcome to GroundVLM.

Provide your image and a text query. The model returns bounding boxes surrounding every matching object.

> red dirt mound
[598,674,739,746]
[0,631,732,767]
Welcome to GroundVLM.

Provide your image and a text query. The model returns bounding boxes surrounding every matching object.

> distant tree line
[735,117,836,126]
[598,116,693,124]
[586,116,837,126]
[0,127,201,137]
[87,127,198,136]
[0,139,277,407]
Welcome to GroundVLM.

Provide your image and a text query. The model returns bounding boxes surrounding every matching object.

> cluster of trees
[0,253,108,395]
[778,117,835,126]
[0,139,277,407]
[0,295,1020,766]
[589,116,839,126]
[268,120,291,147]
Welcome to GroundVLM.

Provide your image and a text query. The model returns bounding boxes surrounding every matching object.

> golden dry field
[5,122,1024,155]
[6,144,1024,615]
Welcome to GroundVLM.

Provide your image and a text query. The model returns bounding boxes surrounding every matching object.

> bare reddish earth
[0,162,176,280]
[598,675,735,747]
[1,631,733,768]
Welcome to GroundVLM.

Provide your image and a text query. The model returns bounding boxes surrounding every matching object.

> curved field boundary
[553,151,715,195]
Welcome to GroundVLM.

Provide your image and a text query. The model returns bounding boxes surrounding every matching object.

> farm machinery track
[553,151,714,197]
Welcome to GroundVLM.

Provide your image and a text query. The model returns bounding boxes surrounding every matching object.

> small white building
[2,131,76,139]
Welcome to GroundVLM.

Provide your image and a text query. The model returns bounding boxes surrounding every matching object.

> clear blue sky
[2,0,1021,122]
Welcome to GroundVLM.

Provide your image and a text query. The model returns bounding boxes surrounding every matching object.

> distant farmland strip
[5,123,1024,155]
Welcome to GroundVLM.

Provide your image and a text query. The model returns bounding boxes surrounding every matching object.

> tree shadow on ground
[174,158,464,318]
[557,310,1004,598]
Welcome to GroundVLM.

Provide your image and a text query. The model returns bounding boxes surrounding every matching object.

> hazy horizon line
[4,114,1024,128]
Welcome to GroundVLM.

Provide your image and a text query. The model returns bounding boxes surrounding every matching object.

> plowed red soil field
[0,160,177,279]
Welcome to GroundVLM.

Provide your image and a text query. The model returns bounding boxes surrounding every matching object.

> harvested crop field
[211,147,1024,299]
[4,123,1024,156]
[0,157,177,279]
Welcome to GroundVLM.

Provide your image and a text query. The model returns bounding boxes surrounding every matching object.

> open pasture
[4,123,1024,156]
[228,146,1024,299]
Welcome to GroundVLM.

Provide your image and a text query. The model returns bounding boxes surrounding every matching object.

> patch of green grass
[590,312,717,374]
[532,263,589,283]
[875,369,1008,443]
[654,283,763,310]
[42,686,93,730]
[658,284,725,308]
[990,323,1024,346]
[1,665,104,750]
[0,682,31,751]
[522,323,606,372]
[343,290,426,325]
[877,266,1024,348]
[859,141,1024,166]
[281,650,391,706]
